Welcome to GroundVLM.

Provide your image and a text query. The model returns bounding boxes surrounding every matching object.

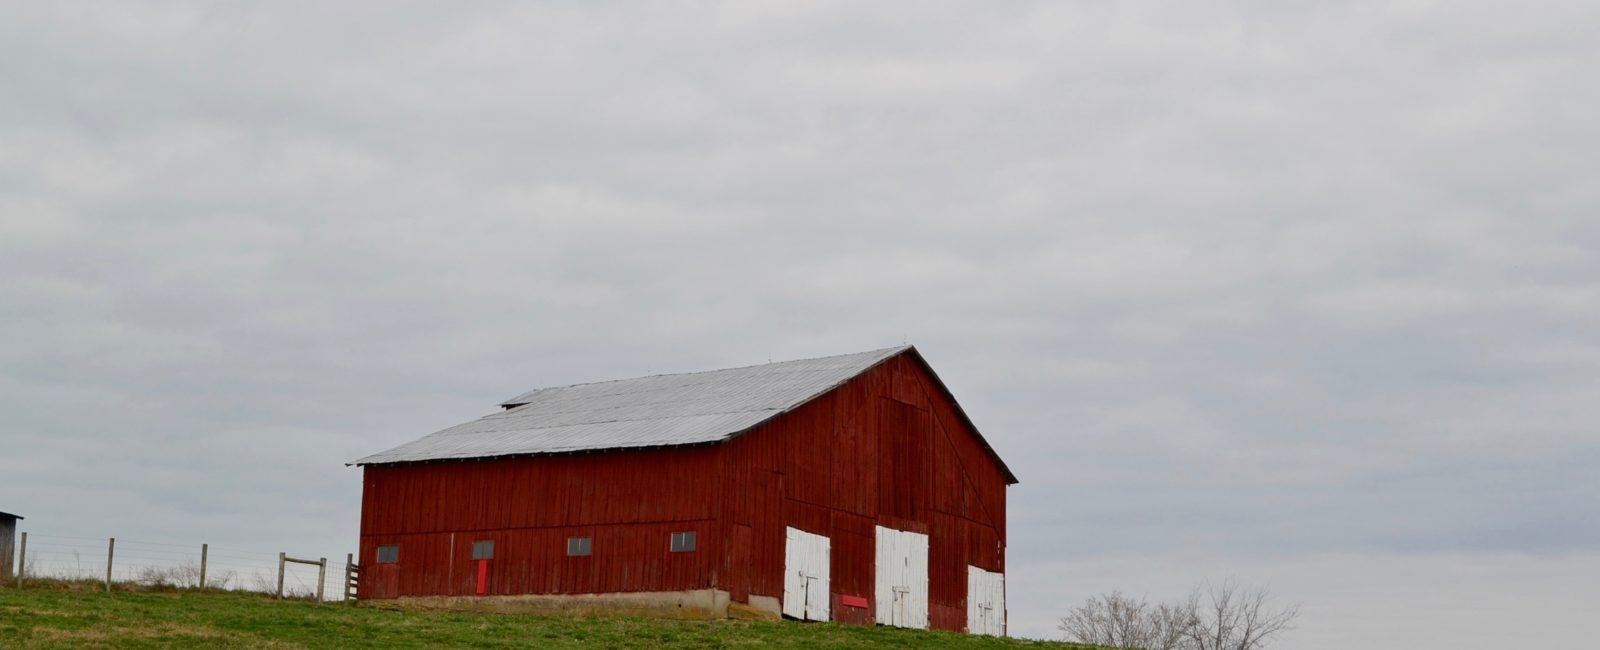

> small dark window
[472,540,494,560]
[376,545,399,564]
[567,537,592,557]
[670,531,696,553]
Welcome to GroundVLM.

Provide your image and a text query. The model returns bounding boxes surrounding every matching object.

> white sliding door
[874,525,929,629]
[783,527,831,621]
[966,565,1006,636]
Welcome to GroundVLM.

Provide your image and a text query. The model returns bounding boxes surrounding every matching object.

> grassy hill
[0,584,1096,649]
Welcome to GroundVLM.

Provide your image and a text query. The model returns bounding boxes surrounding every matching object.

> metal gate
[966,565,1006,636]
[783,527,831,621]
[874,525,929,629]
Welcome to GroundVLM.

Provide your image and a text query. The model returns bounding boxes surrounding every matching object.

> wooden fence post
[316,558,327,602]
[105,537,115,593]
[277,552,286,598]
[343,553,353,603]
[199,543,208,589]
[14,532,25,588]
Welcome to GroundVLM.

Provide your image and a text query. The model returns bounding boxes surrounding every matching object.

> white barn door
[874,525,929,629]
[966,565,1006,636]
[783,527,831,621]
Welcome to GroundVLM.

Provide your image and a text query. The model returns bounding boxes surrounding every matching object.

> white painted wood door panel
[966,565,1006,636]
[783,527,831,621]
[874,525,929,629]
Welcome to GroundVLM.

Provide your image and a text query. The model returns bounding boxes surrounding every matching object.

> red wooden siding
[359,447,723,599]
[715,352,1008,632]
[358,348,1010,635]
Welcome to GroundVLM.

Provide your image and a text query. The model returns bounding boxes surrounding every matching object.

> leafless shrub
[1060,581,1298,650]
[134,564,202,589]
[242,569,316,598]
[249,571,277,594]
[204,568,238,590]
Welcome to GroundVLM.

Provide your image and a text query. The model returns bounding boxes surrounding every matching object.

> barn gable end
[714,350,1011,631]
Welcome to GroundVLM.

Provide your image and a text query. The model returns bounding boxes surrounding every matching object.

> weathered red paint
[359,445,722,599]
[358,348,1011,633]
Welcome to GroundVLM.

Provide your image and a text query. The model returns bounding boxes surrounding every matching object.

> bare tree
[1060,581,1298,650]
[1058,591,1188,650]
[1183,581,1299,650]
[1148,600,1198,650]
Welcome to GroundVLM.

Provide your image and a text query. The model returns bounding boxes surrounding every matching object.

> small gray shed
[1,510,21,582]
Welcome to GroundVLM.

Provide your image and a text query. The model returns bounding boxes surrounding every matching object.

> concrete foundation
[739,594,783,620]
[378,589,735,620]
[729,595,784,621]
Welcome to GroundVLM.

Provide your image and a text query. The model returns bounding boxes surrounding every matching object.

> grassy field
[0,584,1095,649]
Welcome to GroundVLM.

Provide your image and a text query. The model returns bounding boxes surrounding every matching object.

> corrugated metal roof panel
[353,346,909,465]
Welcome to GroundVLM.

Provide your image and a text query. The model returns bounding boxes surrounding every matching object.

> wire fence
[12,532,353,602]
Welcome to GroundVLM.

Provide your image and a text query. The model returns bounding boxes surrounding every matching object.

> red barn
[352,346,1018,635]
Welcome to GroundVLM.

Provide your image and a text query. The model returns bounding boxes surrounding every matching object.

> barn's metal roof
[352,346,911,466]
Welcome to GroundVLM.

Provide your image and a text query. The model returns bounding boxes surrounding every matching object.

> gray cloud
[3,2,1598,646]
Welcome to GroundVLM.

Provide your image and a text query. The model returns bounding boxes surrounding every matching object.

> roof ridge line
[446,407,784,432]
[499,345,910,406]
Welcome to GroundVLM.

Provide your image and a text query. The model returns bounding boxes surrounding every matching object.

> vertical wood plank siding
[717,353,1007,633]
[359,350,1009,634]
[359,446,722,599]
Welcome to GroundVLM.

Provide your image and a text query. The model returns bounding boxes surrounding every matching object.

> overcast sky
[3,2,1597,647]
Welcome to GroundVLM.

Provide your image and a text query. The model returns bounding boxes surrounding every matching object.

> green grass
[0,584,1096,649]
